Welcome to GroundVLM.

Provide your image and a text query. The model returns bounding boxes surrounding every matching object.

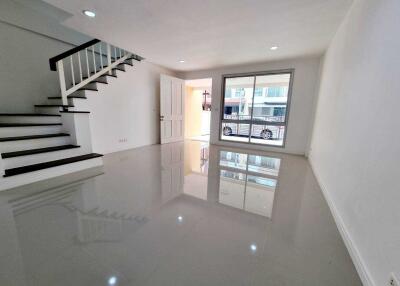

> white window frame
[219,69,294,148]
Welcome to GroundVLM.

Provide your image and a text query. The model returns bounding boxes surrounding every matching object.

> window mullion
[248,76,257,143]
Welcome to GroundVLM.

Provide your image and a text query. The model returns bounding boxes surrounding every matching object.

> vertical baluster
[57,60,68,106]
[92,45,96,74]
[119,48,122,59]
[107,43,112,75]
[70,55,75,86]
[85,48,90,78]
[99,43,104,69]
[78,51,83,82]
[114,46,117,61]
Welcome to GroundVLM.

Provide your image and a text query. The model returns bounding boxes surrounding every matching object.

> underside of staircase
[0,40,143,191]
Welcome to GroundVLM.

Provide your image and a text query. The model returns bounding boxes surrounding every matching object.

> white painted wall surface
[309,1,400,285]
[0,22,74,113]
[180,56,321,155]
[0,0,90,113]
[86,62,176,154]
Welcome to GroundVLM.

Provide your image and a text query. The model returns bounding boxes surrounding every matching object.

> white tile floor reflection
[0,141,362,286]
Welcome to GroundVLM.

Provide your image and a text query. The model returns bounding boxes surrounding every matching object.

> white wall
[309,1,400,285]
[87,62,176,154]
[0,0,91,113]
[180,56,321,155]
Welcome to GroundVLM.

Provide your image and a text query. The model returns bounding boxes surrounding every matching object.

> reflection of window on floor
[221,71,293,147]
[218,150,281,218]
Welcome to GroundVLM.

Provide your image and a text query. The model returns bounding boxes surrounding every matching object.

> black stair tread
[89,79,107,84]
[48,96,87,99]
[1,144,81,159]
[60,111,90,114]
[4,153,103,177]
[83,73,117,79]
[69,80,107,87]
[0,113,61,117]
[35,104,74,107]
[0,133,70,142]
[126,56,143,62]
[103,65,125,72]
[0,123,62,127]
[78,87,98,92]
[110,62,134,67]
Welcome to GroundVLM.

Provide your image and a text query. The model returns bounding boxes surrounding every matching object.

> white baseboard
[308,156,375,286]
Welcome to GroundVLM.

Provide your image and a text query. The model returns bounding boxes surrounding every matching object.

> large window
[220,70,293,147]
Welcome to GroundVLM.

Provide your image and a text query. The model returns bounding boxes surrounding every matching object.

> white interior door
[160,75,185,144]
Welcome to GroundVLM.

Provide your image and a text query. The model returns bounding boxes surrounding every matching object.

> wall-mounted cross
[202,90,210,111]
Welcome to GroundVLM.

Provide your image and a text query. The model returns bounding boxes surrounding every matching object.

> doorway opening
[184,78,212,142]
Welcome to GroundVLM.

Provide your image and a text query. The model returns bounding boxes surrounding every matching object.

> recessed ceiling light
[179,60,185,63]
[108,276,117,285]
[83,10,96,18]
[270,46,278,51]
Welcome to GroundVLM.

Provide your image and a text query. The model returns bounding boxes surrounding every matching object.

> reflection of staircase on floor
[60,202,148,243]
[10,182,86,216]
[62,202,148,223]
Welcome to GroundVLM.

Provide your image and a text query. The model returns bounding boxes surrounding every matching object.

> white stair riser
[123,59,133,66]
[0,137,71,153]
[0,157,103,191]
[3,148,84,169]
[47,98,84,106]
[0,125,63,137]
[35,107,63,115]
[83,82,97,90]
[0,116,61,124]
[70,90,87,97]
[46,99,67,105]
[113,69,125,77]
[68,81,98,90]
[70,98,90,110]
[116,65,126,72]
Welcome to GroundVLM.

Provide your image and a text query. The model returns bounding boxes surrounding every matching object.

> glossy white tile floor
[0,140,362,286]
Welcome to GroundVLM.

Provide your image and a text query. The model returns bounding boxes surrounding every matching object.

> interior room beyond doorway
[185,78,212,142]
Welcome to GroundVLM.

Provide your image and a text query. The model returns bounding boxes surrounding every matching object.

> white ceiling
[185,78,212,88]
[42,0,353,71]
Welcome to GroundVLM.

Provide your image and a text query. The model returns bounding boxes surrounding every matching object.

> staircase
[0,39,144,191]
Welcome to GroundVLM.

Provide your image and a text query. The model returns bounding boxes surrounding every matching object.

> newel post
[56,60,68,106]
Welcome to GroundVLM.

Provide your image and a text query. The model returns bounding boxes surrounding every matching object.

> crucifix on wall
[202,90,211,111]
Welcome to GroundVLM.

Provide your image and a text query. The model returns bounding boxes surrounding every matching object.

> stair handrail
[49,39,144,106]
[49,39,101,71]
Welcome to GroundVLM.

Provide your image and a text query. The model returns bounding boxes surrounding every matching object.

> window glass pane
[221,122,251,143]
[254,87,263,97]
[250,124,285,146]
[252,73,290,123]
[223,77,254,120]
